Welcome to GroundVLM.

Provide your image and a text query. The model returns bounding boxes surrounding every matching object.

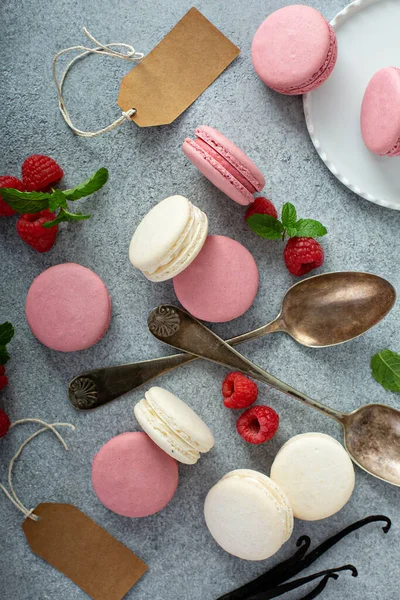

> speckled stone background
[1,0,400,598]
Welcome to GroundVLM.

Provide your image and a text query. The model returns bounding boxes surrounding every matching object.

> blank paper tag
[118,7,240,127]
[23,503,148,600]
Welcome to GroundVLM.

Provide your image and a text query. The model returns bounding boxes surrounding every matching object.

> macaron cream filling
[135,398,201,463]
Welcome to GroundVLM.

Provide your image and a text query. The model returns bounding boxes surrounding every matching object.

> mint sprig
[371,349,400,392]
[0,167,108,227]
[246,201,327,241]
[0,322,14,366]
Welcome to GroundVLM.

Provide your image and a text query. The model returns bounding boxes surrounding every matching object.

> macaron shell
[25,263,112,352]
[129,195,191,273]
[270,433,355,521]
[173,235,259,323]
[361,67,400,156]
[92,432,178,517]
[252,5,336,94]
[134,400,199,464]
[196,126,265,191]
[146,387,214,453]
[183,139,254,206]
[204,470,293,561]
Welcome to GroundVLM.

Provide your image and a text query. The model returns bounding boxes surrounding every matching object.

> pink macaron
[173,235,259,323]
[182,126,265,206]
[361,67,400,157]
[25,263,112,352]
[92,432,179,518]
[252,5,338,95]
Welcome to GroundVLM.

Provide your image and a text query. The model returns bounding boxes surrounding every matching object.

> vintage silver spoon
[68,272,395,411]
[148,305,400,487]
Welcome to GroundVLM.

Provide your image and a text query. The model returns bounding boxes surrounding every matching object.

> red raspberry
[0,373,8,390]
[17,210,58,252]
[222,372,258,409]
[245,196,278,220]
[284,237,324,276]
[0,409,10,438]
[237,405,279,444]
[0,176,25,216]
[22,154,64,192]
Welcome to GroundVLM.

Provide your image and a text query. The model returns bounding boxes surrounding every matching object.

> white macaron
[270,433,355,521]
[134,386,214,464]
[204,469,293,561]
[129,195,208,282]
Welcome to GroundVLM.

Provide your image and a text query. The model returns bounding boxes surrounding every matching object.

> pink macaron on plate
[303,0,400,210]
[183,126,265,206]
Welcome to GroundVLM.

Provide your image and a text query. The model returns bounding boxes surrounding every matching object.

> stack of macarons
[92,387,214,517]
[204,433,355,560]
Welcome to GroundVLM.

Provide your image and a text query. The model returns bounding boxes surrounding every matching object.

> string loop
[52,27,144,138]
[0,419,75,521]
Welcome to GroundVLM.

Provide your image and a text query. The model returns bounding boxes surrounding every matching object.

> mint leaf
[281,203,297,228]
[371,349,400,392]
[246,214,284,240]
[0,322,14,346]
[0,188,50,213]
[295,219,327,238]
[286,226,298,238]
[63,168,108,201]
[42,208,91,228]
[0,346,10,365]
[48,189,68,212]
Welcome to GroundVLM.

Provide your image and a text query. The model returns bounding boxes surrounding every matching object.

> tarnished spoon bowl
[344,404,400,486]
[268,271,396,347]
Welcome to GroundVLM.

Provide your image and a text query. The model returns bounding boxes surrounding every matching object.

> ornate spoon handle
[68,310,283,410]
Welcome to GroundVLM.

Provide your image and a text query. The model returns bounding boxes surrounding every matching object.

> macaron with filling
[92,432,178,517]
[183,126,265,206]
[134,386,214,465]
[204,469,293,561]
[173,235,259,323]
[129,195,208,282]
[270,433,355,521]
[252,5,338,95]
[25,263,112,352]
[361,67,400,157]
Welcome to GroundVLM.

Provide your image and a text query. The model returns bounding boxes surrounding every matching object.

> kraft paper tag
[118,7,240,127]
[23,503,148,600]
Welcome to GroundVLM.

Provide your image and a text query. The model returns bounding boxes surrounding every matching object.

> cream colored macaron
[129,195,208,282]
[270,433,355,521]
[204,469,293,561]
[134,386,214,464]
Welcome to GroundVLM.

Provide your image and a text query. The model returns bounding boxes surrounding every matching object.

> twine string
[0,419,75,521]
[52,27,144,138]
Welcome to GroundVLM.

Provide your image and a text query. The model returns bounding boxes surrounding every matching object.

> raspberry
[0,374,8,391]
[0,176,25,216]
[222,372,258,409]
[0,409,10,438]
[17,210,58,252]
[245,196,278,220]
[284,237,324,276]
[22,154,64,192]
[237,405,279,445]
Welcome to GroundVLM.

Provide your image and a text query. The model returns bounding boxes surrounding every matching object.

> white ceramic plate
[303,0,400,210]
